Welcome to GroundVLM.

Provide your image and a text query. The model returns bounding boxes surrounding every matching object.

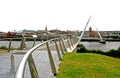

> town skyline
[1,26,120,33]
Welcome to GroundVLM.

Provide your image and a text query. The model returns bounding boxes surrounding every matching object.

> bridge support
[20,37,26,50]
[28,54,40,78]
[69,38,74,47]
[46,42,57,76]
[54,39,62,60]
[32,38,36,47]
[8,39,12,52]
[67,38,71,49]
[59,40,64,55]
[61,38,67,51]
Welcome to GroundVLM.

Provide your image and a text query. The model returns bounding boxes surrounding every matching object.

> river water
[81,41,120,51]
[0,41,41,49]
[0,41,120,51]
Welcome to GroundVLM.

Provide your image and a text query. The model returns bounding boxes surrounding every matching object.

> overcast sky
[0,0,120,32]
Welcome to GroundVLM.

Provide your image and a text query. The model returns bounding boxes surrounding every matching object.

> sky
[0,0,120,32]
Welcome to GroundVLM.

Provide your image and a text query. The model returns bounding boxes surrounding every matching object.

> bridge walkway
[0,38,78,78]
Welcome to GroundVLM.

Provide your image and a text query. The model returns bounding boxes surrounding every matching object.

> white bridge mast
[79,16,91,42]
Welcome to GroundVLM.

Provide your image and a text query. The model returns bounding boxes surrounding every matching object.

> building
[88,27,99,38]
[89,26,93,37]
[0,32,6,38]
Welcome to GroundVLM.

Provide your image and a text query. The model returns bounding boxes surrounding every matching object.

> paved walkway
[0,39,77,78]
[0,53,14,78]
[0,50,60,78]
[0,42,63,78]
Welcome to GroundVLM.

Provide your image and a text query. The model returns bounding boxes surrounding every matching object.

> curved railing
[15,37,78,78]
[15,40,48,78]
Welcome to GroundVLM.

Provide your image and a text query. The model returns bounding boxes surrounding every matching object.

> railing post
[72,35,76,43]
[72,37,74,44]
[8,39,12,52]
[28,54,40,78]
[61,38,67,51]
[54,39,61,60]
[10,54,15,74]
[20,38,23,50]
[58,39,64,55]
[32,38,36,47]
[20,37,26,50]
[46,42,57,76]
[75,37,78,43]
[67,38,71,49]
[69,38,73,47]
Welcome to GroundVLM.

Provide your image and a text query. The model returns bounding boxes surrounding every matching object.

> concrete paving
[0,50,60,78]
[0,39,77,78]
[0,53,14,78]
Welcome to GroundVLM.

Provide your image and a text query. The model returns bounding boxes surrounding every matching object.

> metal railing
[14,37,78,78]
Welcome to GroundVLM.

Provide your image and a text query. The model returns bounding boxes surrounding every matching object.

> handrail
[15,37,78,78]
[15,38,57,78]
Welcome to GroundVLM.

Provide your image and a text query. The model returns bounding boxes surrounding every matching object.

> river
[0,41,41,49]
[0,41,120,51]
[81,41,120,51]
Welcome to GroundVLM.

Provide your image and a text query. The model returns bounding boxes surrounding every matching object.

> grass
[0,46,15,53]
[0,49,7,53]
[0,46,8,53]
[57,53,120,78]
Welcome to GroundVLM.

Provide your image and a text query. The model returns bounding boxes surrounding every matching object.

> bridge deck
[0,38,77,78]
[0,50,60,78]
[0,41,71,78]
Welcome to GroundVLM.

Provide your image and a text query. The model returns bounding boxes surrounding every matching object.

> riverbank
[0,37,54,41]
[77,44,120,58]
[81,38,120,42]
[57,53,120,78]
[0,38,40,41]
[1,37,120,41]
[0,49,7,53]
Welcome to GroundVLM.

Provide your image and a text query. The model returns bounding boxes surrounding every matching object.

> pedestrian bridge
[15,37,79,78]
[0,16,92,78]
[0,36,79,78]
